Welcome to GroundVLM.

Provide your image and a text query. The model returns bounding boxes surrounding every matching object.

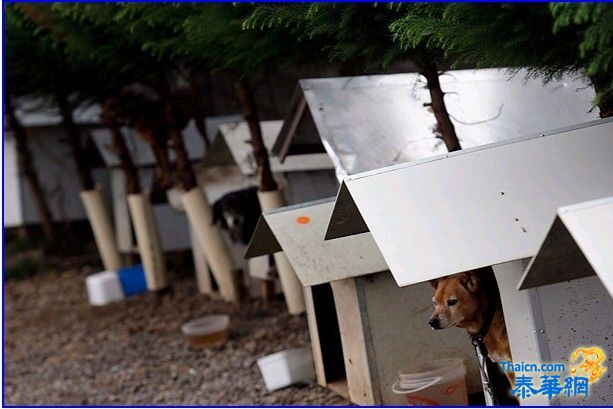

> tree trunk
[101,99,141,195]
[5,95,55,240]
[235,76,278,192]
[590,74,613,118]
[184,70,211,149]
[164,102,198,191]
[134,126,174,191]
[418,58,462,152]
[110,125,141,195]
[56,92,96,191]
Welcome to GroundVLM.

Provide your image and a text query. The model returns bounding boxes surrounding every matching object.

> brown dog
[429,268,514,386]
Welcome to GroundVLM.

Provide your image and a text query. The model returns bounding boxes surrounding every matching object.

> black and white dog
[212,186,261,245]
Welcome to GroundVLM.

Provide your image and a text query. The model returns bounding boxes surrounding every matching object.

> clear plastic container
[392,358,468,406]
[181,315,230,348]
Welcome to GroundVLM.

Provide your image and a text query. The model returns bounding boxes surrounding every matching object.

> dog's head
[212,187,261,245]
[428,271,481,330]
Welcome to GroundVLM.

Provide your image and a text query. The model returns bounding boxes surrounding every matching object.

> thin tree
[245,3,463,151]
[4,7,56,239]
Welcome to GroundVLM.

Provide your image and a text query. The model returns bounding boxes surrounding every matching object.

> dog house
[205,119,338,205]
[325,119,613,405]
[4,99,109,229]
[517,196,613,405]
[245,198,483,405]
[200,120,337,292]
[273,69,598,180]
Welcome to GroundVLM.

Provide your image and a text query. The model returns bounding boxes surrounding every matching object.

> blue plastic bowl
[118,264,148,296]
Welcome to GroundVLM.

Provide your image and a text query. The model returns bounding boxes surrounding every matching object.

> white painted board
[246,198,388,286]
[520,196,613,297]
[329,119,613,287]
[3,136,23,227]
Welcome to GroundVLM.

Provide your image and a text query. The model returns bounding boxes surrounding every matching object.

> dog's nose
[428,318,441,330]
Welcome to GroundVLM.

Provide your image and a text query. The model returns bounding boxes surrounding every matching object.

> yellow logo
[569,346,607,383]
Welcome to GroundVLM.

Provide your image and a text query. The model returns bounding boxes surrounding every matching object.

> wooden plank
[304,286,326,387]
[327,379,350,401]
[330,278,375,405]
[189,225,215,295]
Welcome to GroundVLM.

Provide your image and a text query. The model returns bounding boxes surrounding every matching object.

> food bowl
[181,315,230,348]
[257,347,315,391]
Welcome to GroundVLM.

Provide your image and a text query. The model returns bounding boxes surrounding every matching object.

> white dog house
[4,101,109,229]
[518,196,613,405]
[204,120,338,205]
[193,120,337,295]
[246,198,483,405]
[325,119,613,405]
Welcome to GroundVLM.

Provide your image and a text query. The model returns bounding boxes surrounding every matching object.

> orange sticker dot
[296,216,310,225]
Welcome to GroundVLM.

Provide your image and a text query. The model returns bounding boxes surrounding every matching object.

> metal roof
[326,119,613,287]
[91,115,240,168]
[205,120,334,176]
[275,69,598,180]
[519,196,613,297]
[9,97,101,127]
[245,198,388,286]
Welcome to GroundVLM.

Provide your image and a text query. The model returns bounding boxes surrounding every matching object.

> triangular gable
[519,197,613,297]
[245,198,387,286]
[211,120,333,176]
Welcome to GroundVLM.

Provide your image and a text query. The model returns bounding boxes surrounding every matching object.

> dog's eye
[447,299,458,307]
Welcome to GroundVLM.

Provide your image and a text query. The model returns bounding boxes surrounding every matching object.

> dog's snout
[428,318,442,330]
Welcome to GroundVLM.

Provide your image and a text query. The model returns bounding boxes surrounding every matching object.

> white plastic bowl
[85,270,125,306]
[181,315,230,348]
[257,347,315,392]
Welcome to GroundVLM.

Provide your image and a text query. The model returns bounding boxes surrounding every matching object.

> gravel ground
[4,260,350,405]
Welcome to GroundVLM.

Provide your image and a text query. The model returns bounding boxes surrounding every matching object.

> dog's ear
[458,271,479,293]
[212,200,227,228]
[428,278,439,289]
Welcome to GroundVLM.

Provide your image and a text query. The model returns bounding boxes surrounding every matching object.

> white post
[80,187,122,271]
[493,260,551,406]
[181,187,240,303]
[127,193,168,291]
[257,189,306,315]
[189,225,215,295]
